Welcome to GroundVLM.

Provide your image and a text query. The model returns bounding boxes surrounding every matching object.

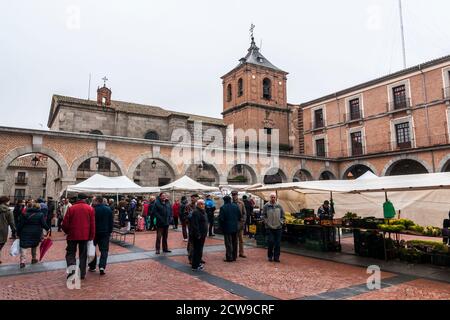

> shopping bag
[87,240,95,263]
[39,237,53,261]
[9,239,20,257]
[249,224,257,235]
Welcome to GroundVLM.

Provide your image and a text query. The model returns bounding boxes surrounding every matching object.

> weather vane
[102,76,108,87]
[250,23,255,40]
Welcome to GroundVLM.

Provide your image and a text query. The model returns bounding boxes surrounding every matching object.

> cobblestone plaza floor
[0,229,449,300]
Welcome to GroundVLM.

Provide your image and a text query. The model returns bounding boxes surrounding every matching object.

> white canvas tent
[64,174,160,195]
[246,172,450,227]
[160,175,219,192]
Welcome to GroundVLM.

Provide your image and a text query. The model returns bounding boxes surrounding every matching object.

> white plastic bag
[87,240,95,263]
[9,239,20,257]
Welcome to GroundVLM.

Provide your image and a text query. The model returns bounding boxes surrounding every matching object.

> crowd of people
[0,189,286,276]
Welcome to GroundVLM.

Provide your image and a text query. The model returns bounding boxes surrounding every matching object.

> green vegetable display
[377,224,406,232]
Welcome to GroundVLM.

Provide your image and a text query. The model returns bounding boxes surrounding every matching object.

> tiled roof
[50,95,225,126]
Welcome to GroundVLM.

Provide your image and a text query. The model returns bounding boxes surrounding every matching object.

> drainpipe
[419,64,436,172]
[335,93,343,177]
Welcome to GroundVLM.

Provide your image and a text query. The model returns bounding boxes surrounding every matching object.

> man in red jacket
[62,193,95,280]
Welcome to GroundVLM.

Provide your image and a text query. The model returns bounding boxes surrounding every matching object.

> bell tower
[221,26,290,147]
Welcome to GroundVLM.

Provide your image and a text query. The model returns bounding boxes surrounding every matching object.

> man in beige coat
[231,191,247,258]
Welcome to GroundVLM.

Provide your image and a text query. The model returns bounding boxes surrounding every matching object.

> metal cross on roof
[102,76,108,87]
[249,23,255,39]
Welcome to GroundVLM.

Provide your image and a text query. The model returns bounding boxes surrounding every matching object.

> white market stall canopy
[245,172,450,227]
[65,174,160,194]
[160,175,219,192]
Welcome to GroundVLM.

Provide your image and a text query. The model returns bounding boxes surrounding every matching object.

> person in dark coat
[219,195,240,262]
[0,196,16,264]
[88,196,114,275]
[11,200,25,239]
[62,193,95,280]
[37,198,49,226]
[190,199,208,271]
[242,195,254,236]
[153,193,173,254]
[179,196,189,241]
[47,197,55,229]
[17,202,50,268]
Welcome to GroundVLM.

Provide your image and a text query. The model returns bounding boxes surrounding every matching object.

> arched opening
[226,83,232,102]
[293,169,312,182]
[227,164,257,185]
[263,78,272,100]
[386,159,428,176]
[344,165,373,180]
[132,158,175,187]
[76,156,120,182]
[144,131,160,140]
[238,78,243,97]
[3,153,63,203]
[89,130,103,135]
[185,161,220,186]
[263,168,287,185]
[319,171,336,180]
[442,159,450,172]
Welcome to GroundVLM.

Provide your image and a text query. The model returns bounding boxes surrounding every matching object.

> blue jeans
[266,228,282,260]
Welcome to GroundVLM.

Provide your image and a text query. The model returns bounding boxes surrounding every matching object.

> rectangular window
[349,98,361,120]
[395,122,411,149]
[315,138,325,157]
[314,109,324,128]
[350,131,363,156]
[14,189,25,202]
[392,85,407,109]
[17,172,26,182]
[446,71,450,98]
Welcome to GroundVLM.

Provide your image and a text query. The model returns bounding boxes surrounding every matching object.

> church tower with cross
[97,76,112,106]
[221,25,291,148]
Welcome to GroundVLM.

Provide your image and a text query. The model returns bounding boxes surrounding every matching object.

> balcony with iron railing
[15,177,28,185]
[387,97,412,112]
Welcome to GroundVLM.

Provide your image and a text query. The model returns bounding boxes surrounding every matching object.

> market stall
[246,172,450,265]
[62,174,160,201]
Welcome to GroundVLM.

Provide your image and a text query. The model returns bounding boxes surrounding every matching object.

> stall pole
[116,192,119,204]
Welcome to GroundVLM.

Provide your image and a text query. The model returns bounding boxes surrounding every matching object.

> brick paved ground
[0,229,449,300]
[170,248,396,299]
[0,259,241,300]
[350,279,450,300]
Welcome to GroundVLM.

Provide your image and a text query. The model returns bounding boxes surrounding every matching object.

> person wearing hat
[62,193,96,280]
[231,191,247,258]
[219,195,240,262]
[205,194,216,237]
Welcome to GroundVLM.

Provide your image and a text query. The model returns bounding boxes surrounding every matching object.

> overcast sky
[1,0,449,130]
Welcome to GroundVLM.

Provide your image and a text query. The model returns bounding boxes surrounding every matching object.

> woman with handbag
[0,196,16,264]
[17,202,50,268]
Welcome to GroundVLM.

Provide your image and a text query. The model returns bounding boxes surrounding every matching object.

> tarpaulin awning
[159,175,219,192]
[65,174,160,194]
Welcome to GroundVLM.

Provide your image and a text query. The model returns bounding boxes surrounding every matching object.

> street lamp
[151,160,157,169]
[31,155,40,167]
